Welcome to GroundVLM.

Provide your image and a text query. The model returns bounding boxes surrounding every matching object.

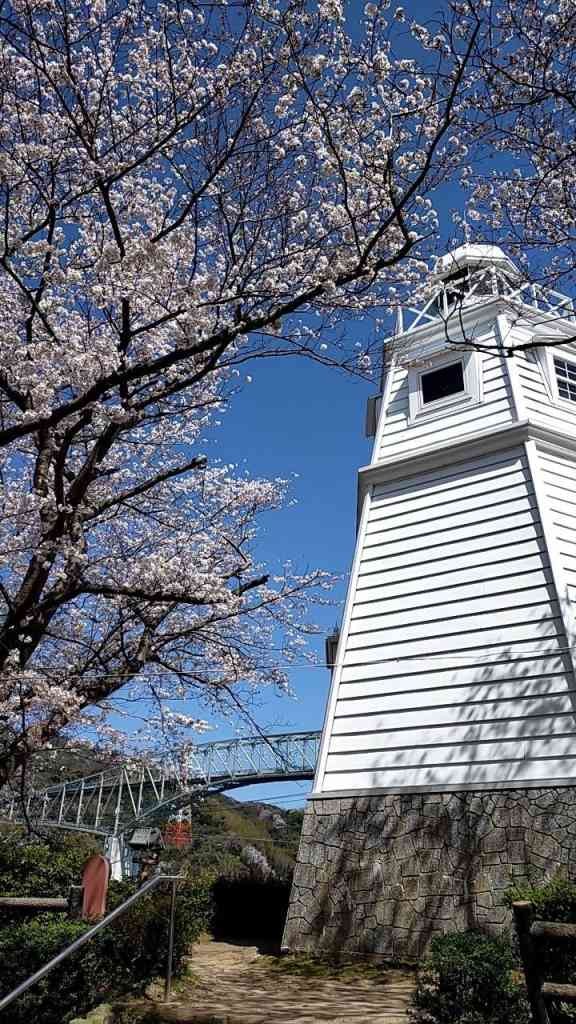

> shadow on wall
[285,624,576,961]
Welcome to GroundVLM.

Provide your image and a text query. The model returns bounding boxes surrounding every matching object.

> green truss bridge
[0,730,321,838]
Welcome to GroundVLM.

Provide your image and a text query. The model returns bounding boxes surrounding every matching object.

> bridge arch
[0,731,321,837]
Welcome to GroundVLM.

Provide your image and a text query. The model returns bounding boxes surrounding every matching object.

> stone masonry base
[282,787,576,961]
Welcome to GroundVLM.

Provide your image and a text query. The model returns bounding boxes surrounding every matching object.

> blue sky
[208,356,374,808]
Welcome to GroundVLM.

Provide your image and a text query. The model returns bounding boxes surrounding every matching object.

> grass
[115,1007,224,1024]
[261,951,403,982]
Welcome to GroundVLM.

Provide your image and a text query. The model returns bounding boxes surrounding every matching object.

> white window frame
[539,347,576,407]
[408,349,482,423]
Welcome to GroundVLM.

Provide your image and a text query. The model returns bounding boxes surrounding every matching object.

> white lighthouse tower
[284,244,576,958]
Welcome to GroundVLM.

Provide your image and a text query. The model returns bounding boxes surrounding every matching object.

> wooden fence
[513,900,576,1024]
[0,886,83,918]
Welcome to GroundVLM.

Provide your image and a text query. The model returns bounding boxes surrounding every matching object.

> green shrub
[410,931,530,1024]
[98,875,214,989]
[0,828,99,897]
[0,914,100,1024]
[506,876,576,924]
[0,877,213,1024]
[505,877,576,1023]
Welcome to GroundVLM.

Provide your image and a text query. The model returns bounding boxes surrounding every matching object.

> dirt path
[132,938,416,1024]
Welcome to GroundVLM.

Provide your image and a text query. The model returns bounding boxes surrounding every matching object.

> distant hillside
[171,793,304,879]
[27,746,305,878]
[30,743,122,788]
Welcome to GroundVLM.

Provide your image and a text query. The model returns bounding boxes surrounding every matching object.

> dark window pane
[421,361,465,405]
[555,357,576,403]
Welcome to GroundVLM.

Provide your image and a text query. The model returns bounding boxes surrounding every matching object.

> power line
[242,790,309,800]
[187,833,300,845]
[4,643,575,685]
[260,797,307,805]
[238,796,308,805]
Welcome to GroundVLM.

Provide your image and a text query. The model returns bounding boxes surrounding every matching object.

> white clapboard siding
[516,351,551,407]
[330,715,576,753]
[348,586,556,634]
[339,649,568,685]
[358,529,544,586]
[544,460,576,494]
[322,757,576,794]
[552,508,576,531]
[342,621,564,665]
[341,619,563,664]
[377,353,515,462]
[352,570,553,616]
[332,696,574,736]
[371,450,526,506]
[336,677,574,714]
[356,542,548,592]
[561,555,576,574]
[318,444,576,795]
[378,400,513,459]
[382,358,507,423]
[364,508,537,549]
[382,395,511,439]
[540,448,576,608]
[365,499,537,550]
[326,735,576,770]
[517,348,576,433]
[367,478,532,531]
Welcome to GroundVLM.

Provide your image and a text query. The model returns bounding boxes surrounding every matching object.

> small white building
[284,244,576,958]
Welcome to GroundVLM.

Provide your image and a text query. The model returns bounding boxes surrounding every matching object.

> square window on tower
[407,350,481,423]
[421,361,465,405]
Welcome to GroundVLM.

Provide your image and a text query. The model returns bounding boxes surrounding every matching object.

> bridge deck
[0,730,321,835]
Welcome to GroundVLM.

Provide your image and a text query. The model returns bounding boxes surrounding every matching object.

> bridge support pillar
[104,834,132,881]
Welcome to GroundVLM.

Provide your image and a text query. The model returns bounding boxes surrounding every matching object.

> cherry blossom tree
[0,0,479,788]
[0,370,335,790]
[445,0,576,351]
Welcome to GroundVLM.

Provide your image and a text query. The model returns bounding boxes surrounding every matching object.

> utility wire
[187,833,300,845]
[3,644,574,684]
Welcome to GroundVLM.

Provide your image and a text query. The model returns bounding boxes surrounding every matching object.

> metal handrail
[0,874,184,1015]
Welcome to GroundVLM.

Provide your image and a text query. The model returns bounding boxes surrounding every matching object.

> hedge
[410,931,530,1024]
[0,877,213,1024]
[0,829,99,898]
[506,877,576,1023]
